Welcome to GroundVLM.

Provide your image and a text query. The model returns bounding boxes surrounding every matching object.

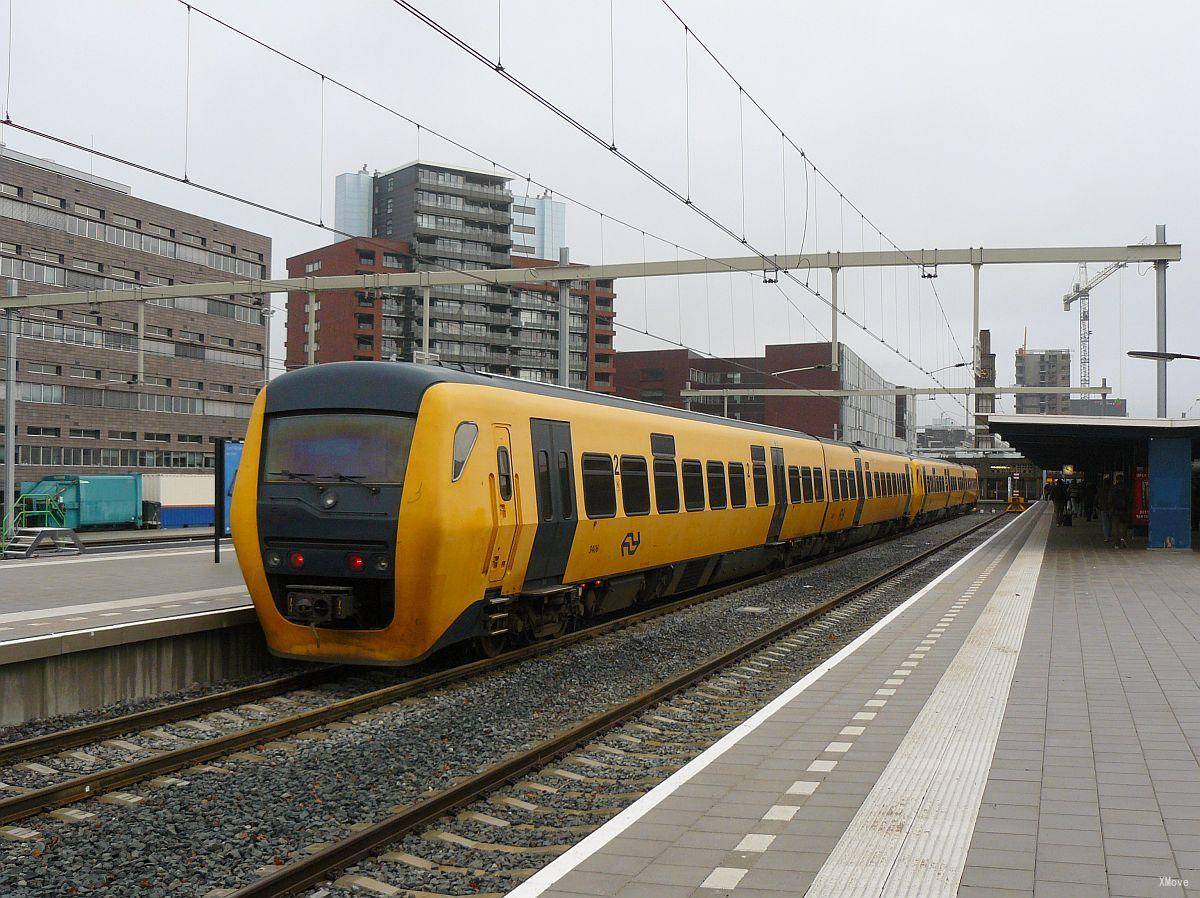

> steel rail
[229,512,1007,897]
[0,666,342,768]
[0,511,1000,825]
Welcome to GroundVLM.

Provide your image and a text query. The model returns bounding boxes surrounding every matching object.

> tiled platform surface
[517,507,1200,898]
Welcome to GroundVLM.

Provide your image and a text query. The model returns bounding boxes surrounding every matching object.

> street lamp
[1127,350,1200,362]
[770,364,829,377]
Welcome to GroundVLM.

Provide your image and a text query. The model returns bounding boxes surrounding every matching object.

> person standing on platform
[1097,474,1114,542]
[1110,473,1130,548]
[1069,479,1084,517]
[1051,478,1069,525]
[1043,480,1053,501]
[1084,478,1098,522]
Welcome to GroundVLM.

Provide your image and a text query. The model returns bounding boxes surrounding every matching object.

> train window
[451,421,478,481]
[787,466,802,504]
[872,471,881,498]
[650,433,676,458]
[829,470,841,501]
[620,455,651,516]
[496,446,513,501]
[653,458,680,514]
[536,450,552,521]
[706,461,727,510]
[558,451,573,519]
[848,470,858,500]
[801,467,814,502]
[728,462,747,508]
[582,453,617,519]
[864,467,873,499]
[838,470,849,500]
[813,468,825,502]
[682,459,705,511]
[889,472,896,496]
[752,461,769,507]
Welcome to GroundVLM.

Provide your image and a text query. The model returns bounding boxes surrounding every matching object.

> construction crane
[1063,260,1126,391]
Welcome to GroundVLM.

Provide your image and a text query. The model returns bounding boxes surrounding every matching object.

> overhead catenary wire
[387,0,951,387]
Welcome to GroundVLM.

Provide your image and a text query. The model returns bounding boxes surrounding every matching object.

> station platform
[0,543,263,724]
[515,505,1200,898]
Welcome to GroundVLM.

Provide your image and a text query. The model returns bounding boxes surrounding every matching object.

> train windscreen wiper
[328,472,381,495]
[268,469,325,487]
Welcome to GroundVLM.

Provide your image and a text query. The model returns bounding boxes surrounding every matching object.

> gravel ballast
[0,511,1004,897]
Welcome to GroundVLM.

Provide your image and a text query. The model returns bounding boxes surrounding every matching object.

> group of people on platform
[1043,473,1130,548]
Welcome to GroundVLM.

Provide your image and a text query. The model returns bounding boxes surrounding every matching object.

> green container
[22,474,143,530]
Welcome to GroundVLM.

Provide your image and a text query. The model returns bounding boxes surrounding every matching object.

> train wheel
[476,631,509,658]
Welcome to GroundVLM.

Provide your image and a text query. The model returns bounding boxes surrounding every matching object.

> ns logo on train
[621,531,642,557]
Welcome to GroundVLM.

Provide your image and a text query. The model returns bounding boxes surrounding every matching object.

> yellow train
[231,362,977,665]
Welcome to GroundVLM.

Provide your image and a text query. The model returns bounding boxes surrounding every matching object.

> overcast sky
[3,0,1196,424]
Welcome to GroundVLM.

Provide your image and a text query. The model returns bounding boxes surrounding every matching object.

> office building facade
[0,145,270,482]
[1014,347,1071,414]
[333,166,373,237]
[510,193,566,260]
[614,342,907,452]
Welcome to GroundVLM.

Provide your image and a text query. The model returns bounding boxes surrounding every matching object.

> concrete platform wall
[0,614,275,726]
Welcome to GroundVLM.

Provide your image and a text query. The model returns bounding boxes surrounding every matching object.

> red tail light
[347,553,365,572]
[288,551,305,569]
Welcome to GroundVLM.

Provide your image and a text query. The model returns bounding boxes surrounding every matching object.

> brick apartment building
[615,342,910,451]
[285,237,615,392]
[0,145,270,483]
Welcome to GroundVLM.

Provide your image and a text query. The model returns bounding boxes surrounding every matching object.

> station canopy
[987,415,1200,472]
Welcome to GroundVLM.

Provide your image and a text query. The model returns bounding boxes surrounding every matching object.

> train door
[767,446,787,543]
[852,454,867,526]
[527,419,578,586]
[485,425,519,584]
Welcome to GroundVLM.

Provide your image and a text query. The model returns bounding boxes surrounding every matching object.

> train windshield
[263,413,416,485]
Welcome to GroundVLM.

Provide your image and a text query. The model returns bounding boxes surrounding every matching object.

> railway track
[0,512,1001,842]
[222,511,1004,898]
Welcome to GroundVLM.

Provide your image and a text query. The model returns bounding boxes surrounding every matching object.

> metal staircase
[1,487,83,559]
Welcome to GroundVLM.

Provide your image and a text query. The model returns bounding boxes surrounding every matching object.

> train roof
[266,361,930,463]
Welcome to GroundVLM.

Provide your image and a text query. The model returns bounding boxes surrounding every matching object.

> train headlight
[266,550,283,568]
[346,553,365,572]
[321,491,339,510]
[288,551,306,569]
[374,556,390,572]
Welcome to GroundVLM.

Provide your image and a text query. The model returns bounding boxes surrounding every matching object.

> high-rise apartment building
[510,193,566,260]
[316,162,613,391]
[1014,347,1071,414]
[284,239,616,393]
[0,145,270,482]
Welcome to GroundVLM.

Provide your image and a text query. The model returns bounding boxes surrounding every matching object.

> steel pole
[830,267,839,372]
[4,289,16,543]
[307,290,317,365]
[136,301,145,383]
[421,285,431,360]
[558,246,571,387]
[1155,224,1168,418]
[971,261,981,449]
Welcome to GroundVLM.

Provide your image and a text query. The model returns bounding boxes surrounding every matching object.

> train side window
[838,470,849,500]
[496,446,513,501]
[829,470,841,501]
[620,455,651,516]
[558,451,573,519]
[813,468,825,502]
[864,467,873,498]
[682,459,705,511]
[451,421,478,481]
[536,450,552,521]
[787,465,802,504]
[582,453,616,519]
[728,462,747,508]
[872,471,880,498]
[847,470,858,500]
[752,461,769,506]
[801,466,814,502]
[889,472,896,496]
[653,458,680,514]
[706,461,727,510]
